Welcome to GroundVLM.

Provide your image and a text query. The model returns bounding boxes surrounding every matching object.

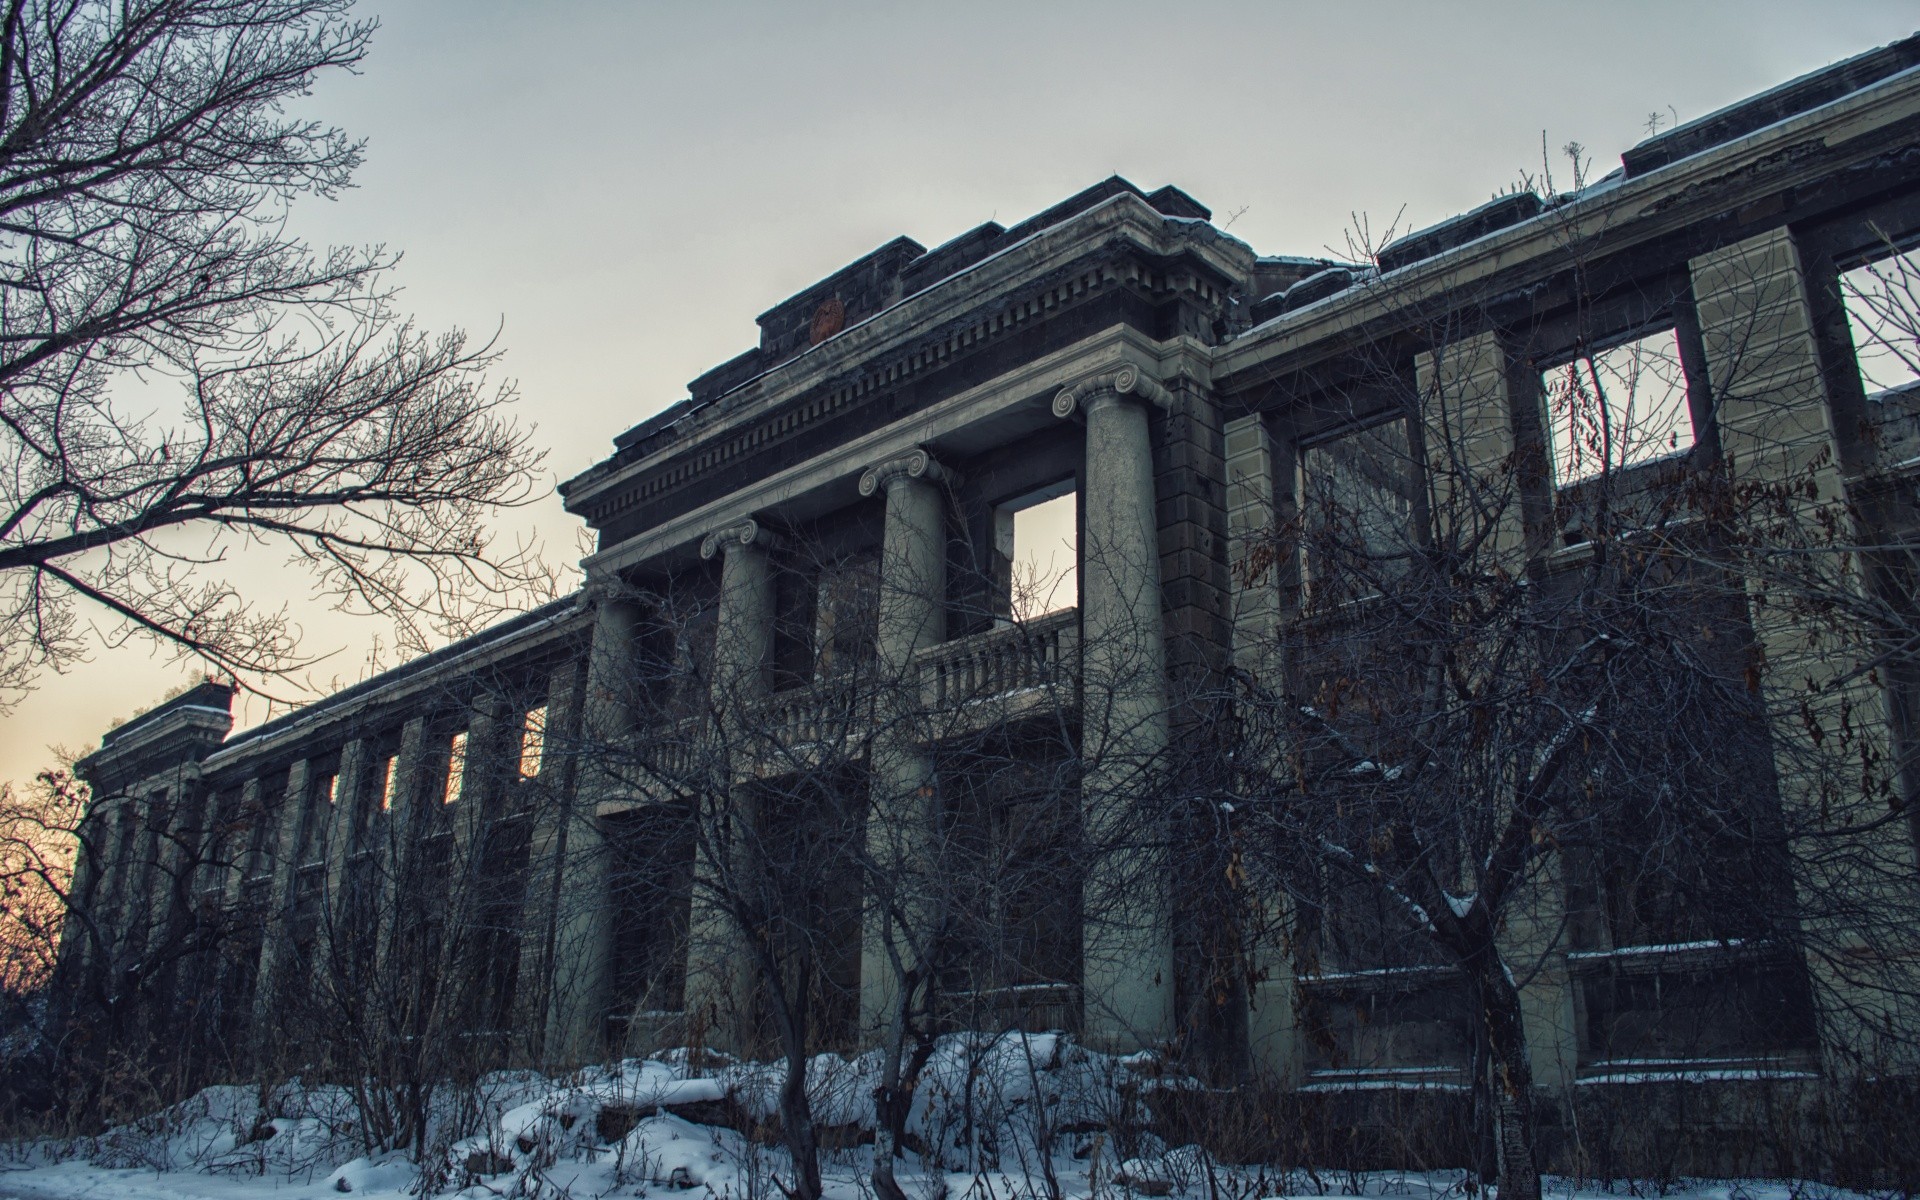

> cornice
[198,600,592,778]
[581,325,1186,579]
[1214,64,1920,385]
[563,194,1254,521]
[77,706,228,790]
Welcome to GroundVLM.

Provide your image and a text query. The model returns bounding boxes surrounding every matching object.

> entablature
[194,596,591,785]
[581,327,1215,580]
[562,192,1253,549]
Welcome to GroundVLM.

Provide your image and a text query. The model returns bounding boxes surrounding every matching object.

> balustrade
[914,607,1080,712]
[622,610,1081,781]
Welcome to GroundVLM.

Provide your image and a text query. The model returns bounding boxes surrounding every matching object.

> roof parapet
[1622,31,1920,179]
[1377,192,1546,274]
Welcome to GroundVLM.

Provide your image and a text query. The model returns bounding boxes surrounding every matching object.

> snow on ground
[0,1034,1884,1200]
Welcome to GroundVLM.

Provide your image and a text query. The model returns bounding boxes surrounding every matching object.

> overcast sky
[5,0,1914,793]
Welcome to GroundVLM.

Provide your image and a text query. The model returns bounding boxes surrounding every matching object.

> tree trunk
[1466,952,1539,1200]
[768,974,822,1200]
[871,1000,911,1200]
[776,1038,823,1200]
[1467,979,1500,1187]
[872,982,937,1200]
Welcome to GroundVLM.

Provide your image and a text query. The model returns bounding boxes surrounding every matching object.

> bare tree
[0,0,550,712]
[4,741,268,1128]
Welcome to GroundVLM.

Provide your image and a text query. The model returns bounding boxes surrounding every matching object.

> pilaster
[1419,329,1580,1089]
[373,717,431,980]
[312,737,370,994]
[1223,412,1304,1081]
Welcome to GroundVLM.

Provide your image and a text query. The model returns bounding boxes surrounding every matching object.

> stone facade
[53,34,1920,1145]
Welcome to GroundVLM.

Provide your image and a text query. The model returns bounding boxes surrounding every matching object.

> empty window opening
[1299,417,1416,595]
[299,771,337,866]
[1842,250,1920,465]
[1543,328,1694,486]
[606,804,695,1027]
[443,730,469,805]
[1842,248,1920,395]
[243,772,287,880]
[376,754,399,812]
[995,484,1077,622]
[518,705,547,778]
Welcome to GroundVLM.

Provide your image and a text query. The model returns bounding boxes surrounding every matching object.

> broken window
[1297,971,1473,1086]
[1298,417,1416,597]
[993,483,1077,623]
[634,591,717,723]
[748,767,867,1050]
[1572,947,1817,1074]
[771,566,817,691]
[1542,328,1694,486]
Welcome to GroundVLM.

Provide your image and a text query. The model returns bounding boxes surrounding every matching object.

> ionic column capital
[1051,360,1171,420]
[580,574,635,609]
[698,517,782,560]
[858,446,958,498]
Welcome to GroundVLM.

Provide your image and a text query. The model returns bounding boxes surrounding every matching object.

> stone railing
[639,715,709,783]
[744,678,866,768]
[915,607,1080,713]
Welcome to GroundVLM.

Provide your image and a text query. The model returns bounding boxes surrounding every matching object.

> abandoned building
[53,34,1920,1151]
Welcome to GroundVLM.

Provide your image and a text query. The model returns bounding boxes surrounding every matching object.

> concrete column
[64,796,136,979]
[312,737,371,992]
[1224,414,1284,670]
[373,716,431,978]
[137,777,197,960]
[450,696,507,857]
[1054,363,1173,1048]
[250,758,313,1054]
[855,449,953,1035]
[57,800,112,978]
[515,657,589,1065]
[545,592,640,1063]
[1416,329,1531,564]
[706,520,779,705]
[678,519,779,1054]
[221,779,264,909]
[118,791,164,957]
